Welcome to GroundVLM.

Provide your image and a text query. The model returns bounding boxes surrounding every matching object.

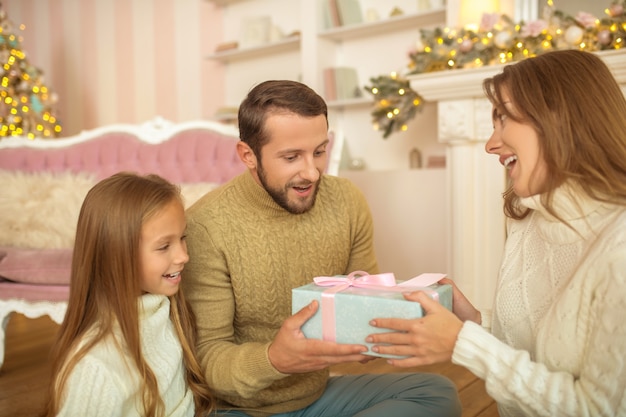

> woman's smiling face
[485,90,549,198]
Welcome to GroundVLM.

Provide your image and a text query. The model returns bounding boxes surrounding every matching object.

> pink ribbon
[314,270,398,290]
[313,271,444,341]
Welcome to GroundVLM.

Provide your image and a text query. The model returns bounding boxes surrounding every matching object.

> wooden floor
[0,313,498,417]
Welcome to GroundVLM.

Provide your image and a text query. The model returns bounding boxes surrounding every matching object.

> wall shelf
[206,36,300,63]
[206,0,247,5]
[326,96,372,109]
[318,8,446,41]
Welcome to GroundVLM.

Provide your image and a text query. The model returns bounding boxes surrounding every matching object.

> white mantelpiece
[408,49,626,311]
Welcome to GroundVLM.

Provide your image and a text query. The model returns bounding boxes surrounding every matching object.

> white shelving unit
[207,35,300,63]
[206,0,447,171]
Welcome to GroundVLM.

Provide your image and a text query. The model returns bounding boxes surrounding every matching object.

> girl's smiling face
[485,91,549,198]
[139,199,189,296]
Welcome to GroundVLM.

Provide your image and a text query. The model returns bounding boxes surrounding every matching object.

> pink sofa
[0,117,245,368]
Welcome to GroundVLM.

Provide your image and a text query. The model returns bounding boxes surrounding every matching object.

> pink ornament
[609,4,624,17]
[598,30,612,45]
[459,39,474,53]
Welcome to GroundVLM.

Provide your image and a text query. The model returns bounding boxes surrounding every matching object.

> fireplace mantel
[407,49,626,311]
[411,49,626,101]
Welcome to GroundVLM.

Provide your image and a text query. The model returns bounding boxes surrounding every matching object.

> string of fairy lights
[366,0,626,138]
[0,7,62,140]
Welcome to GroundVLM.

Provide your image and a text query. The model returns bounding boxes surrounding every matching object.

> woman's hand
[367,290,463,367]
[440,278,481,324]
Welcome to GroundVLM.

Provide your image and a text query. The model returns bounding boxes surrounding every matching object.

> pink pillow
[0,247,72,285]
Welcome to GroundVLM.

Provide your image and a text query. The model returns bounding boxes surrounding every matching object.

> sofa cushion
[180,182,220,207]
[0,169,221,250]
[0,247,72,285]
[0,279,70,301]
[0,170,95,249]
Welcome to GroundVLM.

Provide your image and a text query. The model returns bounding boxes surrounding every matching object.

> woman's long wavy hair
[483,50,626,220]
[45,172,213,417]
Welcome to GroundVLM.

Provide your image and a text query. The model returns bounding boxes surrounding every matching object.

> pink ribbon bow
[313,271,445,341]
[314,270,398,290]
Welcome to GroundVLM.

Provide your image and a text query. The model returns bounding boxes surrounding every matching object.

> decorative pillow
[0,169,219,250]
[0,247,73,285]
[180,182,220,208]
[0,170,96,249]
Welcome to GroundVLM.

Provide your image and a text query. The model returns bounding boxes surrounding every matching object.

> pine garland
[365,0,626,139]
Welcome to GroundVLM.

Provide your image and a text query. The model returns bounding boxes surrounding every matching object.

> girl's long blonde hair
[45,172,213,417]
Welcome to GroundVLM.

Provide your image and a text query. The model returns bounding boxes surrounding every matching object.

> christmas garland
[365,0,626,138]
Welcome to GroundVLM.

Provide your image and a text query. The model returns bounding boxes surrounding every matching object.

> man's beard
[257,162,321,214]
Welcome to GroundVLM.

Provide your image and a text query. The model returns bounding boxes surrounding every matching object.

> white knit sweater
[57,294,195,417]
[452,185,626,417]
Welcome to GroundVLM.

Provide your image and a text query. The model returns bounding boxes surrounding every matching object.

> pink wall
[3,0,224,136]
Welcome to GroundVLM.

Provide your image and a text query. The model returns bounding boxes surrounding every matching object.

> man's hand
[268,300,370,374]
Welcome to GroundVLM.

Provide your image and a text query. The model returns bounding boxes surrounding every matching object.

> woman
[367,50,626,416]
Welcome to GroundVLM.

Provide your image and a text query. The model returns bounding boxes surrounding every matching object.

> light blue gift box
[291,275,452,359]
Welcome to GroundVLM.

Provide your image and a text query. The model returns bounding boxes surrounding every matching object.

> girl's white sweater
[57,294,194,417]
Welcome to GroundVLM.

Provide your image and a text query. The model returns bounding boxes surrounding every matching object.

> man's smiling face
[252,112,329,214]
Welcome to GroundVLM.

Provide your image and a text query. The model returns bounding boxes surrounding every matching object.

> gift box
[291,272,452,359]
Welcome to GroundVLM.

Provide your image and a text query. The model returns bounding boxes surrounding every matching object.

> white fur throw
[0,170,218,249]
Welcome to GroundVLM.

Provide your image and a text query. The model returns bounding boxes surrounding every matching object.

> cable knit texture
[57,294,195,417]
[452,184,626,417]
[183,171,378,417]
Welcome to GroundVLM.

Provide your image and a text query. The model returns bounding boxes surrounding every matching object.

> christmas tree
[0,4,62,139]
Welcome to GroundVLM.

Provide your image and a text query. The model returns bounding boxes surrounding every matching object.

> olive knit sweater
[183,171,379,416]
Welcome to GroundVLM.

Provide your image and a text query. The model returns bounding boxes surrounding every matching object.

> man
[183,80,460,417]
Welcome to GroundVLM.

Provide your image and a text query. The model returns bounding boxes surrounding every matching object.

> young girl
[45,172,213,417]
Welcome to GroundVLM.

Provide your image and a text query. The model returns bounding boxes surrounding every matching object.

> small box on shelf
[215,41,239,53]
[239,16,272,48]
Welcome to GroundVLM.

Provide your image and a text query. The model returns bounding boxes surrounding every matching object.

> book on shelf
[321,0,338,29]
[323,67,361,101]
[336,0,363,26]
[321,0,363,29]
